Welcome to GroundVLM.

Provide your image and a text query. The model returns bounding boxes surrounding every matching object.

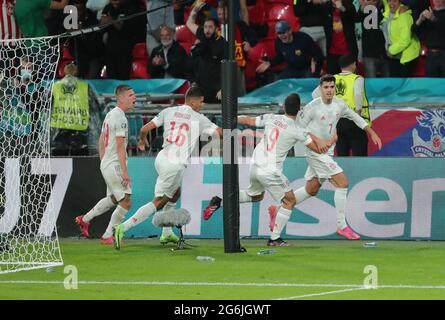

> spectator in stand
[325,0,358,74]
[356,0,389,77]
[101,0,146,80]
[149,25,189,79]
[68,0,105,79]
[217,0,257,96]
[1,0,22,42]
[51,63,93,156]
[146,0,175,55]
[256,20,324,79]
[186,0,225,103]
[381,0,420,77]
[173,0,185,25]
[0,0,22,83]
[14,0,68,38]
[293,0,330,57]
[413,0,445,77]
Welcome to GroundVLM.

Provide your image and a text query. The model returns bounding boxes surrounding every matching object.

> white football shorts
[246,165,292,201]
[101,163,132,202]
[154,151,185,199]
[304,153,343,183]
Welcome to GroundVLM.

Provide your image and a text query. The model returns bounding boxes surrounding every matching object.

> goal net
[0,37,63,273]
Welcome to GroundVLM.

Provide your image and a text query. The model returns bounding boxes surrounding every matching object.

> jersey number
[266,128,280,151]
[166,121,189,147]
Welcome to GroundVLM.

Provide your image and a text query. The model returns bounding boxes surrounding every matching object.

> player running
[75,85,135,244]
[269,74,382,240]
[113,86,221,249]
[203,93,336,246]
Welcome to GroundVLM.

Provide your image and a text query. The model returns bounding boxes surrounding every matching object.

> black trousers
[425,50,445,77]
[387,57,417,77]
[336,118,368,156]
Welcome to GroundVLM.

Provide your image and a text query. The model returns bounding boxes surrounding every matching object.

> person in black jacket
[356,0,388,77]
[413,0,445,77]
[149,25,189,79]
[256,20,324,79]
[293,0,331,57]
[68,0,105,79]
[101,0,146,80]
[187,1,225,103]
[325,0,358,74]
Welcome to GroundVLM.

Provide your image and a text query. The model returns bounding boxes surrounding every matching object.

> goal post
[0,36,63,273]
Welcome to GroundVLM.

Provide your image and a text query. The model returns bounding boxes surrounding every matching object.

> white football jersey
[152,105,218,164]
[100,107,128,170]
[252,114,312,173]
[298,97,368,156]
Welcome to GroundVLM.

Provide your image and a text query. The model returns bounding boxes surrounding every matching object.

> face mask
[21,69,32,81]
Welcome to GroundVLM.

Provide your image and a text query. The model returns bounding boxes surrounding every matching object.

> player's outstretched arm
[364,126,382,150]
[238,116,257,127]
[138,121,158,151]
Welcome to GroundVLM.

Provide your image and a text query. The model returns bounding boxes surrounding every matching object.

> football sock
[294,187,311,205]
[335,188,348,229]
[270,207,292,240]
[122,202,156,232]
[83,197,115,223]
[103,205,127,238]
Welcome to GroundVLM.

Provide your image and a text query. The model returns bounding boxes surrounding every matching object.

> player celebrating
[113,86,221,249]
[75,85,135,244]
[270,74,382,240]
[203,93,336,246]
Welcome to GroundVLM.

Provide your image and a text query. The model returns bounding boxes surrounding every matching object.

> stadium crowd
[1,0,444,96]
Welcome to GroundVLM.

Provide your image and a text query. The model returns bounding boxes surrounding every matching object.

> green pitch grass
[0,239,444,300]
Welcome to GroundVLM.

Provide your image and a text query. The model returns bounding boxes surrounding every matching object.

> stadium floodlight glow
[0,36,63,274]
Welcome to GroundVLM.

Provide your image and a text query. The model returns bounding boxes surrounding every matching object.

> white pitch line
[0,280,445,289]
[274,287,367,300]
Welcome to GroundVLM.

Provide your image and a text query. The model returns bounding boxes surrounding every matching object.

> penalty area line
[274,287,368,300]
[0,280,444,289]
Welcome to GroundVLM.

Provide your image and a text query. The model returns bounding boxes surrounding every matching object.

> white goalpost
[0,36,64,273]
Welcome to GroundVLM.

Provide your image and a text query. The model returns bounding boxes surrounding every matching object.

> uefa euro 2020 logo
[412,110,445,157]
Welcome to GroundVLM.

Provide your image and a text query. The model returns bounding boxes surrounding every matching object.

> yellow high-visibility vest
[334,73,371,125]
[51,80,89,131]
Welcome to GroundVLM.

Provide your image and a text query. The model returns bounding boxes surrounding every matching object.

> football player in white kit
[75,85,136,244]
[113,86,222,250]
[203,93,336,246]
[269,74,382,240]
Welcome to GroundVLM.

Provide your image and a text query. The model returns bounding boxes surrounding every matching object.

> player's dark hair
[319,74,336,85]
[185,85,205,100]
[284,93,301,116]
[115,85,133,96]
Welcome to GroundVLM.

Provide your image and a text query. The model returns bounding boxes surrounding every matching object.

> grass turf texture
[0,239,444,300]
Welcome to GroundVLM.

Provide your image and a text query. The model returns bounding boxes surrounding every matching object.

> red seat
[176,24,197,44]
[266,4,300,38]
[247,2,266,25]
[266,0,293,4]
[132,42,148,60]
[130,60,150,79]
[176,24,197,55]
[62,46,74,60]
